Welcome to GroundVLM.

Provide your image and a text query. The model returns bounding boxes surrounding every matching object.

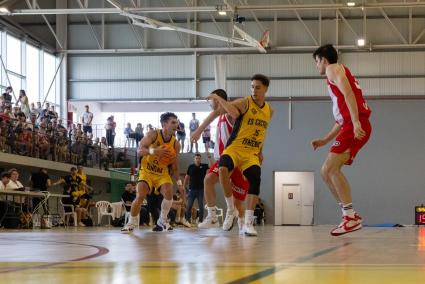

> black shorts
[83,125,92,134]
[202,136,211,143]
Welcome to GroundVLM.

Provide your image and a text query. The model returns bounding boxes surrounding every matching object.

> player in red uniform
[190,89,249,234]
[312,44,372,236]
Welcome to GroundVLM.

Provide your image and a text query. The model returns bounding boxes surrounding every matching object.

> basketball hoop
[260,30,270,48]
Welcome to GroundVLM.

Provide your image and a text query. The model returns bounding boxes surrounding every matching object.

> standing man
[176,120,186,153]
[82,105,93,136]
[121,112,185,233]
[183,153,209,226]
[188,113,199,153]
[311,44,372,236]
[212,74,273,236]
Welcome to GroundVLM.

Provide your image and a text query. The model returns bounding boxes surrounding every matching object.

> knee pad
[219,154,234,172]
[243,166,261,195]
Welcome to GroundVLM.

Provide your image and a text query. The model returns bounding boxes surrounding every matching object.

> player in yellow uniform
[209,74,273,236]
[121,112,185,233]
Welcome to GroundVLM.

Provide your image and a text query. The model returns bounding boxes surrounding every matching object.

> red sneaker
[354,212,363,223]
[331,215,362,236]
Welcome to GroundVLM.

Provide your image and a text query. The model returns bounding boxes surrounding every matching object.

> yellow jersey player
[209,74,273,236]
[121,112,185,233]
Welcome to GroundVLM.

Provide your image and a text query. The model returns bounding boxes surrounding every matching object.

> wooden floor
[1,225,425,283]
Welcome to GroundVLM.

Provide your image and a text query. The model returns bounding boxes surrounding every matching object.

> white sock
[225,196,235,211]
[342,203,355,217]
[244,210,254,225]
[207,207,217,218]
[160,199,173,222]
[129,215,138,225]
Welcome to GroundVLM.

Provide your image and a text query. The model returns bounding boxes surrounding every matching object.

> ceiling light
[218,11,227,16]
[357,38,365,46]
[0,7,9,14]
[347,2,356,7]
[158,26,175,31]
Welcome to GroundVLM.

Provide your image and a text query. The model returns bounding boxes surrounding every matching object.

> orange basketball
[158,144,177,165]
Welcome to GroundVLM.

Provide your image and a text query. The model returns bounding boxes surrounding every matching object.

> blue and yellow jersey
[140,129,176,176]
[226,96,271,154]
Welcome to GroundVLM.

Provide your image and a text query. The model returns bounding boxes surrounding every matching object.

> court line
[226,242,352,284]
[0,238,109,274]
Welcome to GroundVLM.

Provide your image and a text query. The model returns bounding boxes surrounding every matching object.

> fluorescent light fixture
[158,26,175,31]
[0,7,9,14]
[347,2,356,7]
[357,38,365,46]
[218,11,227,16]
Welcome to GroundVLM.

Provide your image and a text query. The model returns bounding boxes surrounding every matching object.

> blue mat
[363,223,404,227]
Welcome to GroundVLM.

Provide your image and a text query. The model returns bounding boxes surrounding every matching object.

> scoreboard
[415,205,425,225]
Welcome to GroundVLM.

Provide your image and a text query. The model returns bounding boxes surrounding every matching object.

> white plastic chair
[204,205,224,225]
[60,201,77,227]
[96,201,114,226]
[122,200,139,229]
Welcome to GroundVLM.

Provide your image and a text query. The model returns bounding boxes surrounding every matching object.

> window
[6,34,21,74]
[8,74,21,96]
[43,52,56,105]
[26,44,40,104]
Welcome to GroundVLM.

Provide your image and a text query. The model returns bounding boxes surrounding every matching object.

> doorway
[274,171,314,226]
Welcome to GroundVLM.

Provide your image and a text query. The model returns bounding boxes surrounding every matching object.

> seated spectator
[15,127,32,156]
[254,198,265,225]
[56,131,68,162]
[121,183,149,225]
[71,136,84,164]
[5,169,26,206]
[169,192,185,225]
[36,123,50,159]
[0,172,11,225]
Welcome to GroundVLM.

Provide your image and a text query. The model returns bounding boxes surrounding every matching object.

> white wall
[274,171,314,226]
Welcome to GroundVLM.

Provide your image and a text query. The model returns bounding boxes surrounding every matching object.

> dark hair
[251,74,270,87]
[313,44,338,64]
[160,112,178,126]
[6,86,12,91]
[19,90,26,96]
[1,171,10,179]
[70,167,77,172]
[194,153,202,157]
[211,89,228,100]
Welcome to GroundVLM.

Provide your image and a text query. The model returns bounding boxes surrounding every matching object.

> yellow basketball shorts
[138,170,173,193]
[221,146,260,172]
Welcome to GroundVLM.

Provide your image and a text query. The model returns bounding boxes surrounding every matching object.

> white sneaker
[244,216,257,237]
[222,209,238,231]
[330,215,362,236]
[121,223,136,233]
[153,218,173,232]
[181,218,192,228]
[237,218,245,235]
[198,216,219,229]
[78,222,86,227]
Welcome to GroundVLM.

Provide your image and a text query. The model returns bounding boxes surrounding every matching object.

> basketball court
[1,226,424,283]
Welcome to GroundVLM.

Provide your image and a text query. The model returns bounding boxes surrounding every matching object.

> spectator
[202,124,211,153]
[134,123,144,147]
[169,192,185,225]
[16,90,30,118]
[30,102,38,117]
[47,105,58,121]
[40,102,50,122]
[82,105,93,135]
[100,137,110,170]
[6,168,24,191]
[1,87,13,108]
[105,116,116,147]
[176,120,186,153]
[121,183,149,225]
[147,124,154,131]
[36,101,43,121]
[124,122,135,148]
[254,198,265,225]
[30,168,51,215]
[184,153,209,225]
[71,136,84,164]
[0,172,11,224]
[189,112,200,153]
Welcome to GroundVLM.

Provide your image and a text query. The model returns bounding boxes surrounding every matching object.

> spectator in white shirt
[82,105,93,135]
[6,168,24,191]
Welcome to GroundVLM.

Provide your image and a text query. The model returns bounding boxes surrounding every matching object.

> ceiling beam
[9,2,425,16]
